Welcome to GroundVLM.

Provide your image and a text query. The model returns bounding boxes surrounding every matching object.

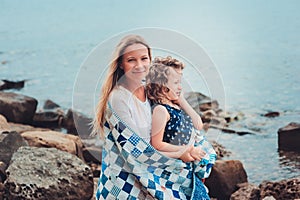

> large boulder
[259,176,300,200]
[0,92,37,124]
[21,130,84,160]
[278,122,300,152]
[3,146,94,200]
[0,131,28,165]
[205,160,248,199]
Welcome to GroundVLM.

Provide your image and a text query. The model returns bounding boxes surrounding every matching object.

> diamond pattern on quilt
[128,134,140,145]
[131,147,142,158]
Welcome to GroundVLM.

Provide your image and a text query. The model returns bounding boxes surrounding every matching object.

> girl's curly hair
[146,56,184,104]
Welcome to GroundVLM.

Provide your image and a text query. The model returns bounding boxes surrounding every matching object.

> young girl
[146,56,207,161]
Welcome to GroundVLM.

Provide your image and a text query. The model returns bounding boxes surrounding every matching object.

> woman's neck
[122,79,146,102]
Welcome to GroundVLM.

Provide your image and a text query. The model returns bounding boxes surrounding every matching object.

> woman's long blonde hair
[93,35,152,137]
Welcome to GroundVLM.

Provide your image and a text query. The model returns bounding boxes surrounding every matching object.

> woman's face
[165,67,182,101]
[121,43,150,83]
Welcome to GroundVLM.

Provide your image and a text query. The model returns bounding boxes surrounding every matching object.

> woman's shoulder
[108,86,128,108]
[109,85,130,100]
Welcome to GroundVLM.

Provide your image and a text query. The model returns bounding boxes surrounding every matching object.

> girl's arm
[151,105,188,156]
[176,93,203,130]
[151,105,204,161]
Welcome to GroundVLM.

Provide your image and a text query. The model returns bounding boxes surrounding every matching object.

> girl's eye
[142,57,149,60]
[128,59,135,62]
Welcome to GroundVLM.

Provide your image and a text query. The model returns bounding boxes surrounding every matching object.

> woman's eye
[128,59,134,62]
[142,57,149,60]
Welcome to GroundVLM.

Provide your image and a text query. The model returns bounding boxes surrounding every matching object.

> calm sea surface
[1,0,299,184]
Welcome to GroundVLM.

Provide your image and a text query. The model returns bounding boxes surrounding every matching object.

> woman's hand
[189,146,206,161]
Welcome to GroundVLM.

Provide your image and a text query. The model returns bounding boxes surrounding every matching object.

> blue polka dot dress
[160,104,193,145]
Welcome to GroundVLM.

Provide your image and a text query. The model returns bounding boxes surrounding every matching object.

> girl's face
[121,43,150,83]
[165,67,182,101]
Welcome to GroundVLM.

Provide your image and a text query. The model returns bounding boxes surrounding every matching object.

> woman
[94,34,152,142]
[94,35,216,199]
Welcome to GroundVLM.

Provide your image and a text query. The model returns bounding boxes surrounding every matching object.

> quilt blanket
[96,104,217,200]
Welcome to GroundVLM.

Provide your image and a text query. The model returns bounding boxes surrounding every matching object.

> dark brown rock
[185,92,219,114]
[199,101,219,112]
[62,109,93,139]
[43,99,60,109]
[83,147,102,164]
[202,109,217,118]
[209,124,255,135]
[0,131,28,165]
[0,162,7,183]
[3,146,94,200]
[205,160,248,199]
[211,140,231,158]
[90,163,101,177]
[0,115,9,133]
[230,182,260,200]
[32,111,64,128]
[263,111,280,118]
[0,182,4,200]
[0,80,25,91]
[278,122,300,152]
[259,176,300,200]
[0,92,37,124]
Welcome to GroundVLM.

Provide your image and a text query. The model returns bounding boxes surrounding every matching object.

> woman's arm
[109,89,139,131]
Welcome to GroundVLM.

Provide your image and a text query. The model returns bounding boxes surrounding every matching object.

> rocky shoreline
[0,88,299,199]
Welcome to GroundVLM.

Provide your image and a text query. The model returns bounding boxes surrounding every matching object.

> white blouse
[108,85,151,143]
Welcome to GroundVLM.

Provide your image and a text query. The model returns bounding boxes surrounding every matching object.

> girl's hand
[173,91,186,106]
[179,145,195,162]
[189,146,206,161]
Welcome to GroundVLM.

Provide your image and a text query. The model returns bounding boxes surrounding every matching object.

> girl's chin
[171,97,179,101]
